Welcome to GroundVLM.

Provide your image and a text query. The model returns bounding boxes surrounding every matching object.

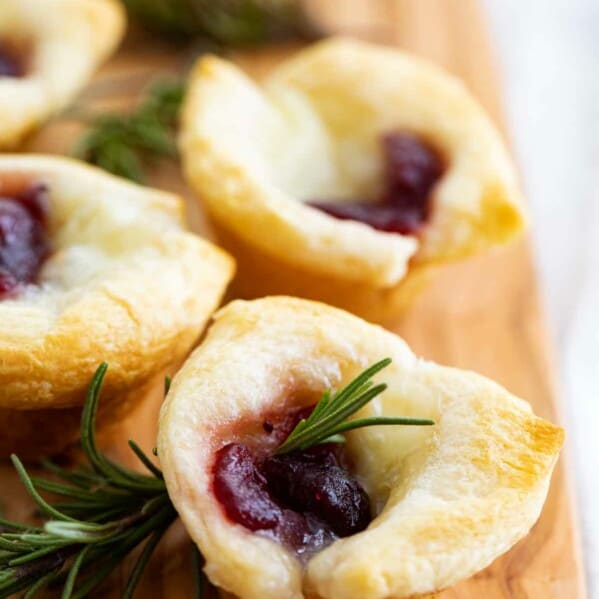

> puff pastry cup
[0,155,234,458]
[0,0,124,148]
[158,296,563,599]
[180,38,526,323]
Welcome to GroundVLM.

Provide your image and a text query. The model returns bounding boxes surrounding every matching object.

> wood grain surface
[1,0,586,597]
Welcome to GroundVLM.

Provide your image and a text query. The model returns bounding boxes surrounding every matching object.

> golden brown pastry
[158,296,563,599]
[0,0,124,148]
[180,38,526,323]
[0,155,234,457]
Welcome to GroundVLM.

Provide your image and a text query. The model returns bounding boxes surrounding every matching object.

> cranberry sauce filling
[0,184,50,298]
[262,445,371,537]
[309,132,444,235]
[212,408,371,556]
[0,41,25,78]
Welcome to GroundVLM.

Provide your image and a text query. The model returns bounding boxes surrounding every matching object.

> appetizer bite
[180,38,526,323]
[158,297,563,599]
[0,155,234,457]
[0,0,124,148]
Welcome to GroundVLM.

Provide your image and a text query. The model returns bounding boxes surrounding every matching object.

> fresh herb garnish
[0,358,433,597]
[0,363,211,599]
[71,1,318,182]
[121,0,316,45]
[72,79,185,183]
[276,358,435,454]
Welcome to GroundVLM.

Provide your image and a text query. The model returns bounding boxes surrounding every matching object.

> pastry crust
[0,372,160,458]
[158,297,563,599]
[0,0,125,148]
[0,155,234,456]
[180,38,526,322]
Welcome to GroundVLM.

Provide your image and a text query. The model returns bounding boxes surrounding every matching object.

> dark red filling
[309,132,444,235]
[212,408,371,557]
[0,42,25,78]
[0,184,50,298]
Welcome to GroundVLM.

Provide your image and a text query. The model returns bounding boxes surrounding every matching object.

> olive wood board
[0,0,586,597]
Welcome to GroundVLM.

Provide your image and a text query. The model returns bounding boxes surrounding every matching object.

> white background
[485,0,598,595]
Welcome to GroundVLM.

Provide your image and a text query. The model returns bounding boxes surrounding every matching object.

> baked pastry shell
[211,219,435,324]
[0,0,125,148]
[181,38,526,322]
[0,155,235,457]
[158,297,563,599]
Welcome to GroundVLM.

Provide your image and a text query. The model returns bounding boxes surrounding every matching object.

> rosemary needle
[276,358,435,454]
[0,364,178,599]
[122,0,316,45]
[72,79,185,183]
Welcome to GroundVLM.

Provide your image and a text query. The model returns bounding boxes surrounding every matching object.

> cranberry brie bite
[0,155,234,457]
[0,0,124,148]
[180,38,526,323]
[158,297,563,599]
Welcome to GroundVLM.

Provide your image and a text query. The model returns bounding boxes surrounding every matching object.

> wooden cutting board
[1,0,586,597]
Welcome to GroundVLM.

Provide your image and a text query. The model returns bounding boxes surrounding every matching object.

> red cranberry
[0,184,50,299]
[262,448,371,537]
[382,132,444,211]
[0,42,24,78]
[309,132,444,235]
[212,408,372,556]
[306,201,423,235]
[213,443,281,530]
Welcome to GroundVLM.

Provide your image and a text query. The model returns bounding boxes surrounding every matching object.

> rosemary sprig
[122,0,316,45]
[72,79,185,183]
[1,359,433,597]
[276,358,435,454]
[71,1,318,182]
[0,363,179,599]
